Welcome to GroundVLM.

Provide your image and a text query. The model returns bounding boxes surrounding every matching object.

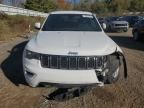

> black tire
[133,31,140,41]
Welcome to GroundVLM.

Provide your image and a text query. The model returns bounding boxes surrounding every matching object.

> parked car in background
[23,11,127,89]
[121,16,142,27]
[105,16,129,32]
[132,19,144,41]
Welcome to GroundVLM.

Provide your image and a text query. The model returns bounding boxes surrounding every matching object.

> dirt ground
[0,29,144,108]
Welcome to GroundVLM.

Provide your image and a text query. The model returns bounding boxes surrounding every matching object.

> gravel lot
[0,29,144,108]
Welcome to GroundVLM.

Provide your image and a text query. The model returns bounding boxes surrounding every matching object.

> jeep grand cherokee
[23,11,127,87]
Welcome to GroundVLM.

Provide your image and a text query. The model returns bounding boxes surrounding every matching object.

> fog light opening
[26,71,35,77]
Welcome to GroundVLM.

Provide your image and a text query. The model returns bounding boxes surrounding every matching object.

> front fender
[115,49,128,79]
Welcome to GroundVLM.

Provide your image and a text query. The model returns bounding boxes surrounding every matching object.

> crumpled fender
[115,47,128,79]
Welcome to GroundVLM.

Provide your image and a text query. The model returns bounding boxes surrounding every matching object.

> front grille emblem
[68,52,78,56]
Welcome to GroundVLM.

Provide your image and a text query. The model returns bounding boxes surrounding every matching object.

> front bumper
[23,50,128,88]
[23,58,104,87]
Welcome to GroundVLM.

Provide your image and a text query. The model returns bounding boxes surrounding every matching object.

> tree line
[24,0,144,15]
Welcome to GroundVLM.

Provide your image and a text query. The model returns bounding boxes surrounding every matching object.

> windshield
[42,14,102,31]
[117,17,124,21]
[108,17,119,21]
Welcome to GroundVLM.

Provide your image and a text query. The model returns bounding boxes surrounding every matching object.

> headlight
[25,50,40,60]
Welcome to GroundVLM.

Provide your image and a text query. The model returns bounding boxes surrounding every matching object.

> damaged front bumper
[23,48,128,88]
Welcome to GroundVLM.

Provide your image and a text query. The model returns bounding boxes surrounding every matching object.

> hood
[26,31,119,56]
[112,21,128,24]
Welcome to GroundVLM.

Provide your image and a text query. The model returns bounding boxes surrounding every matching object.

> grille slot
[60,56,68,69]
[69,57,77,69]
[96,57,103,68]
[41,55,49,68]
[51,56,58,68]
[115,24,127,26]
[40,55,106,70]
[87,57,95,69]
[78,57,87,69]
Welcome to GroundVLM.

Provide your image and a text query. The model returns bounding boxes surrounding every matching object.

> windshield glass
[107,16,119,21]
[42,14,102,31]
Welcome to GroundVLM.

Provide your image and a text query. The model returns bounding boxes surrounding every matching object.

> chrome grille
[40,55,107,70]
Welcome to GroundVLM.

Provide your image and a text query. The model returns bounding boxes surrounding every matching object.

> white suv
[23,11,127,87]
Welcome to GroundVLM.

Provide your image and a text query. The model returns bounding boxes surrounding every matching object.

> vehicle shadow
[45,87,90,101]
[1,41,28,86]
[109,35,144,51]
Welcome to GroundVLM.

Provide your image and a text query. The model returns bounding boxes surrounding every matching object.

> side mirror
[102,23,106,30]
[35,22,41,30]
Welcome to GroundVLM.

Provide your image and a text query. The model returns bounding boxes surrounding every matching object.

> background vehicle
[120,16,142,27]
[132,19,144,41]
[23,11,127,93]
[105,16,129,32]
